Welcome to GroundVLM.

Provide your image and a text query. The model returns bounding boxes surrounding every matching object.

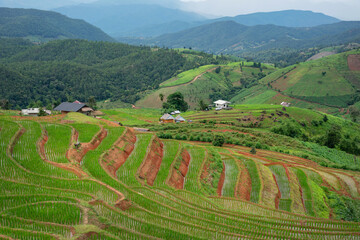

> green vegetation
[1,102,360,239]
[70,123,100,143]
[200,148,223,195]
[221,157,239,197]
[163,92,189,112]
[160,65,216,87]
[292,168,315,216]
[137,62,276,110]
[44,123,71,164]
[269,165,292,211]
[0,39,219,108]
[242,158,261,203]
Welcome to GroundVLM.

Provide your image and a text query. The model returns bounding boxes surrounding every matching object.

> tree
[163,92,188,112]
[324,124,342,148]
[199,100,208,111]
[0,99,10,110]
[38,107,47,116]
[349,106,360,122]
[250,147,257,154]
[88,96,97,110]
[212,134,225,147]
[323,114,329,122]
[159,93,164,102]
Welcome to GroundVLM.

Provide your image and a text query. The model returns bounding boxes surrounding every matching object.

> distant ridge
[214,10,340,28]
[0,7,114,42]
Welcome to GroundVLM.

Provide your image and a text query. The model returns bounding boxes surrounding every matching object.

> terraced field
[1,113,360,239]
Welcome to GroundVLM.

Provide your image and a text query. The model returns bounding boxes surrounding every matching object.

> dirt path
[37,128,88,179]
[162,67,218,89]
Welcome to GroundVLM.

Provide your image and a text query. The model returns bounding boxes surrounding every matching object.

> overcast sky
[180,0,360,20]
[0,0,359,20]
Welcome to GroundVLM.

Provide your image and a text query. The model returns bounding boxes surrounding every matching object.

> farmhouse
[54,102,94,115]
[214,100,231,110]
[281,102,291,107]
[21,108,51,116]
[160,114,175,123]
[175,115,186,123]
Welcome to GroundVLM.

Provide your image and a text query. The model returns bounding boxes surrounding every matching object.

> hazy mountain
[0,8,114,42]
[212,10,340,28]
[127,21,360,63]
[54,2,206,37]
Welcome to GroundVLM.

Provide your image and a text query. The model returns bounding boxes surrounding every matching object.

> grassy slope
[232,49,360,112]
[136,62,275,110]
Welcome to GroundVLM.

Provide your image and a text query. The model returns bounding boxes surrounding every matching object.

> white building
[214,100,231,110]
[21,108,51,116]
[281,102,291,107]
[21,108,39,116]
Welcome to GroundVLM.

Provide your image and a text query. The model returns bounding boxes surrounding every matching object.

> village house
[175,115,186,123]
[214,100,231,110]
[281,102,291,107]
[54,102,94,115]
[160,113,175,123]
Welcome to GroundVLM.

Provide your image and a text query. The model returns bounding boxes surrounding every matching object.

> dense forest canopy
[0,39,220,108]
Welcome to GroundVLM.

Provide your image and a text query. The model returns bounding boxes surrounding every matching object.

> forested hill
[0,8,114,42]
[0,39,220,108]
[129,21,360,66]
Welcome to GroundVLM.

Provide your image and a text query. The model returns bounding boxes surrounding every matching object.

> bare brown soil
[67,127,107,163]
[138,136,164,186]
[235,166,251,201]
[37,130,88,178]
[167,149,191,189]
[273,174,281,209]
[102,128,137,177]
[348,55,360,71]
[115,199,133,211]
[217,162,226,196]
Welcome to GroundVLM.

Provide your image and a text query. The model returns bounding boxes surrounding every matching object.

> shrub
[250,147,257,154]
[212,134,225,147]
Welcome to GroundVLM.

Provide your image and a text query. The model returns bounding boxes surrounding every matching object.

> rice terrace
[1,2,360,239]
[1,104,360,239]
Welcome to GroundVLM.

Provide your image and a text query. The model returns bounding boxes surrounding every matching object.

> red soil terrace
[217,162,226,196]
[67,127,107,163]
[102,128,137,178]
[168,149,191,189]
[138,136,164,186]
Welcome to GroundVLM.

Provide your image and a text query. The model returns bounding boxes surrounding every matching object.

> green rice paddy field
[1,108,360,239]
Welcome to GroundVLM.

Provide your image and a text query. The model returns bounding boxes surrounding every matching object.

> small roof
[214,100,231,105]
[175,115,186,121]
[174,110,181,114]
[160,114,175,120]
[54,102,87,112]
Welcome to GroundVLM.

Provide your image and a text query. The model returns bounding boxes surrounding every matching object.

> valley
[0,1,360,239]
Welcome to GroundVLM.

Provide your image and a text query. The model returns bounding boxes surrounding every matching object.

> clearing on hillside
[348,54,360,71]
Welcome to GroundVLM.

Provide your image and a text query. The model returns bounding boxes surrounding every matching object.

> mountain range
[0,7,113,42]
[53,0,341,38]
